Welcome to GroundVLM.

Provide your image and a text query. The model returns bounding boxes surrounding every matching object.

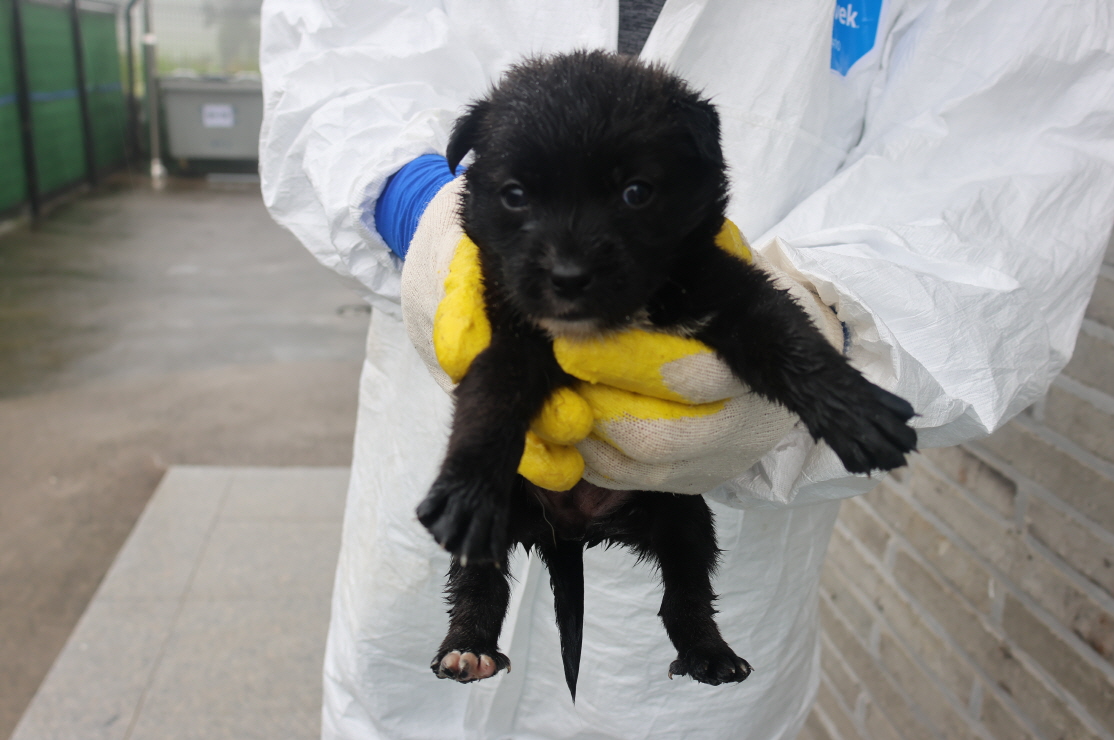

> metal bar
[69,0,97,184]
[124,0,142,162]
[10,0,41,217]
[142,0,164,184]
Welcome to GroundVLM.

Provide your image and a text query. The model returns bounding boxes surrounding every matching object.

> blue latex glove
[373,154,459,259]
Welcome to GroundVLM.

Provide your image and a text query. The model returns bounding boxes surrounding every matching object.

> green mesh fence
[0,0,27,212]
[0,2,125,212]
[80,8,125,172]
[22,0,87,196]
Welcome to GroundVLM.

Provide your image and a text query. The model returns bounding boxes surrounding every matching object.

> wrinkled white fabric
[329,310,835,739]
[259,1,1114,738]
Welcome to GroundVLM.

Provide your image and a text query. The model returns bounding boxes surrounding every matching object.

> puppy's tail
[542,539,584,701]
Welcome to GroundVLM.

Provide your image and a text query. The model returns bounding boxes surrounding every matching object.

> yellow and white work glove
[401,178,844,495]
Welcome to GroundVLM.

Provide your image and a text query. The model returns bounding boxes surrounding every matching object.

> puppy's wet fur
[416,51,917,699]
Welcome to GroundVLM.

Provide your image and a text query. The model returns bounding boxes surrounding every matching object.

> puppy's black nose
[550,262,593,297]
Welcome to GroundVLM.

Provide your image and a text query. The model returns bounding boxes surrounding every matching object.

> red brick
[1085,271,1114,329]
[828,526,976,701]
[877,631,980,739]
[1001,596,1114,735]
[892,553,1103,740]
[821,583,937,740]
[816,679,861,740]
[869,478,995,614]
[1062,330,1114,398]
[978,421,1114,531]
[1043,383,1114,466]
[838,497,889,560]
[906,459,1113,648]
[921,447,1016,518]
[822,632,863,711]
[862,701,903,740]
[979,685,1041,740]
[798,710,837,740]
[1026,495,1114,596]
[821,569,875,644]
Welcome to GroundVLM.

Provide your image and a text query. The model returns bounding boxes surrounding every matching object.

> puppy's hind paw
[416,472,509,563]
[432,648,511,683]
[668,644,752,686]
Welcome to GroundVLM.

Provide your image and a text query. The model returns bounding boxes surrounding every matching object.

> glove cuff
[401,177,468,395]
[374,154,461,259]
[752,249,845,353]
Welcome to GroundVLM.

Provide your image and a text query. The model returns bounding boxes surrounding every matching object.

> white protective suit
[259,1,1114,738]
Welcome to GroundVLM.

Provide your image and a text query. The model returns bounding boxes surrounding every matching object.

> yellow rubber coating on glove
[518,430,585,491]
[433,237,587,490]
[431,220,746,491]
[552,219,750,403]
[715,218,752,262]
[554,331,714,403]
[433,235,492,384]
[575,382,726,427]
[531,386,594,445]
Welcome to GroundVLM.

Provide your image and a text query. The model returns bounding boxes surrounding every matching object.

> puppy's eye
[500,183,528,211]
[622,182,653,208]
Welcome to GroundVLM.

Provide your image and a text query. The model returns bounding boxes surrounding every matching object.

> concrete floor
[10,466,348,740]
[0,177,368,739]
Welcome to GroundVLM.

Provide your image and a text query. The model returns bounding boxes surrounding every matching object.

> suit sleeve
[714,0,1114,508]
[258,0,616,317]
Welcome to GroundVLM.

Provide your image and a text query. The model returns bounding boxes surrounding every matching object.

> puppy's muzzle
[549,261,594,298]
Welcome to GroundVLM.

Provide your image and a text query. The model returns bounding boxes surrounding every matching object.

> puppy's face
[448,51,728,335]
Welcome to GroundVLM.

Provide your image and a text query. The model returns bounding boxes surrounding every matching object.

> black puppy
[416,51,916,699]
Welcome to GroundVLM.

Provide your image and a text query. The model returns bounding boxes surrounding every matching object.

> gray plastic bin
[160,76,263,160]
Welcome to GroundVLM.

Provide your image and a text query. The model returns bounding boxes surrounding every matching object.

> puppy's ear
[447,101,490,174]
[672,97,724,167]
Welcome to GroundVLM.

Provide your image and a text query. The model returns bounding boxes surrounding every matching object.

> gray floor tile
[221,467,349,521]
[147,467,237,515]
[187,521,342,601]
[10,600,180,740]
[129,599,328,739]
[96,469,232,603]
[128,710,319,740]
[13,466,345,740]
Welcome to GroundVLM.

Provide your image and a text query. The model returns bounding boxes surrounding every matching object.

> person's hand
[401,178,844,494]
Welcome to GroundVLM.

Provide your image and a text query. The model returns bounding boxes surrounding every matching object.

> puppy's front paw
[416,472,509,563]
[432,648,511,683]
[668,643,752,686]
[820,380,917,474]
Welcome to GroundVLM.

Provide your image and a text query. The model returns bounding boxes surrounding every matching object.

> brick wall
[800,232,1114,740]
